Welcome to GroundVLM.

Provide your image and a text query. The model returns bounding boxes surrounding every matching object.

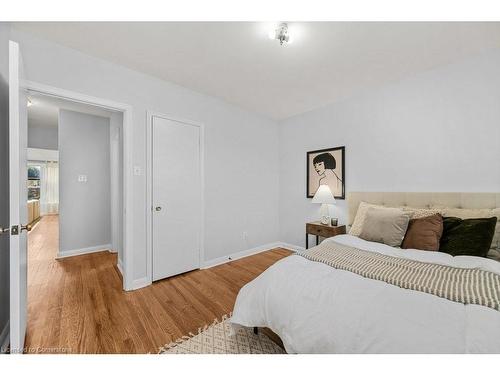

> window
[28,165,41,200]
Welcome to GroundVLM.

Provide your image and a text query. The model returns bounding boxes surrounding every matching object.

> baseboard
[131,276,151,290]
[29,218,41,231]
[116,258,124,276]
[56,244,113,259]
[202,242,286,269]
[0,320,9,354]
[276,242,304,252]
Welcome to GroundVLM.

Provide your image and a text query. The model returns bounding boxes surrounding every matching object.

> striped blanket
[297,241,500,311]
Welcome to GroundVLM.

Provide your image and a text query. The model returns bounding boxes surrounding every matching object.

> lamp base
[320,204,330,225]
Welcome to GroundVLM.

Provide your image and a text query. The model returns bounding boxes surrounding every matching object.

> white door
[152,116,201,281]
[9,41,29,352]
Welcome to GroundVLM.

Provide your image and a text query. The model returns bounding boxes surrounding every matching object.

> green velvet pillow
[439,217,497,257]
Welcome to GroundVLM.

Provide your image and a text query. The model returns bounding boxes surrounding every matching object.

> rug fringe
[158,312,233,354]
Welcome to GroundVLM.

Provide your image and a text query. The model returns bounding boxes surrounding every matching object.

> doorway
[23,82,134,291]
[27,92,123,259]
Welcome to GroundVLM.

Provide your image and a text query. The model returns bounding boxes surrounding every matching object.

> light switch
[133,166,142,176]
[78,175,88,182]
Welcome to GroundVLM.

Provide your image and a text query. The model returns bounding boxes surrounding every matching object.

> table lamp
[312,185,336,225]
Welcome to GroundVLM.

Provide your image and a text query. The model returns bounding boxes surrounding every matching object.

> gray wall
[59,109,111,254]
[279,48,500,248]
[28,122,58,150]
[0,23,10,348]
[11,28,280,282]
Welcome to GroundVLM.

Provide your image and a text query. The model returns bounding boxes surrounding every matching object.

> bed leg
[253,327,258,335]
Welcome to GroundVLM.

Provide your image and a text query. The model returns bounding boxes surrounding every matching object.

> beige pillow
[359,207,412,247]
[349,202,385,236]
[350,202,442,237]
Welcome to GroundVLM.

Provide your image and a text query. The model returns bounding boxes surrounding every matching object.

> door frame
[22,80,135,291]
[146,111,205,284]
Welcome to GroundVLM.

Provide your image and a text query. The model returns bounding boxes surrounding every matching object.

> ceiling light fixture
[268,23,292,46]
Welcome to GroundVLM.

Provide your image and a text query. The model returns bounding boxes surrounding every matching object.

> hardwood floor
[25,215,291,353]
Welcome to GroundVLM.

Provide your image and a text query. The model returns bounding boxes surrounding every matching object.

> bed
[230,192,500,353]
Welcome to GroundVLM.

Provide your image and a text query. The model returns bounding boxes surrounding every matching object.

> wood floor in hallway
[25,215,291,354]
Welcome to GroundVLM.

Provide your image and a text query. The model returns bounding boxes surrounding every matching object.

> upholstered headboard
[347,192,500,251]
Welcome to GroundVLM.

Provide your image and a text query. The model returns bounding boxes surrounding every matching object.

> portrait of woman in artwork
[307,146,345,199]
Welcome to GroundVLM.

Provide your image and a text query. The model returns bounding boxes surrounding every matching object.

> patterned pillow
[400,207,443,219]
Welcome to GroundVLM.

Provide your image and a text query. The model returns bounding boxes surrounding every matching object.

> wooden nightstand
[306,222,346,249]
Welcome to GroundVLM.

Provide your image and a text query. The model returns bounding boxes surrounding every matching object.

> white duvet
[231,235,500,353]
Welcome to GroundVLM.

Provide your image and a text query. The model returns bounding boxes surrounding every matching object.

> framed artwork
[307,146,345,199]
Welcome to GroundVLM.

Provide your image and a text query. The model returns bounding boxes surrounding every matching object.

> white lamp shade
[312,185,336,204]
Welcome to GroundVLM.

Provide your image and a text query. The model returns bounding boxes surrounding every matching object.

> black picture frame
[306,146,345,199]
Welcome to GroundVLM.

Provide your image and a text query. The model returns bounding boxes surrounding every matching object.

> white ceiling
[28,93,117,128]
[14,22,500,120]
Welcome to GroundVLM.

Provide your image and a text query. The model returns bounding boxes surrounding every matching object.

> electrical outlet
[77,174,87,182]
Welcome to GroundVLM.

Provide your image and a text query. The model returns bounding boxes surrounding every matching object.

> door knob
[0,227,9,236]
[20,224,32,232]
[155,206,162,212]
[8,224,32,235]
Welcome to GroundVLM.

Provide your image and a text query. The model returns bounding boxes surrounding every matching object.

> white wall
[10,28,280,281]
[28,121,58,150]
[279,49,500,248]
[0,23,10,349]
[58,109,111,255]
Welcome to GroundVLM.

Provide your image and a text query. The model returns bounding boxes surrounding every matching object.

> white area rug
[159,315,285,354]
